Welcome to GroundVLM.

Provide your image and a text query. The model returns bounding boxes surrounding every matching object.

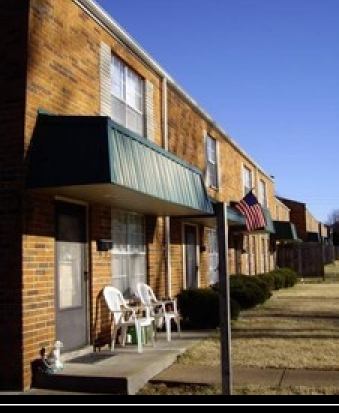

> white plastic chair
[102,286,154,353]
[136,282,181,342]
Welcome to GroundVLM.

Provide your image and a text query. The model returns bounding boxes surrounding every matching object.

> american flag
[235,190,266,231]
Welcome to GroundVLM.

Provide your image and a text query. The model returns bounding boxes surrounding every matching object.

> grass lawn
[138,262,339,395]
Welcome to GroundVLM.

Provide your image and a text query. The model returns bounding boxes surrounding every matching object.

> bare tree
[327,209,339,225]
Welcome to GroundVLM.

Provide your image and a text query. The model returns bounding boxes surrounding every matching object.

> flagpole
[215,202,232,395]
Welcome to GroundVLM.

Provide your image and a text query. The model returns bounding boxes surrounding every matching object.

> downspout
[162,77,172,298]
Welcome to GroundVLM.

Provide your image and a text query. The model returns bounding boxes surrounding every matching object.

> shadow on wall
[93,289,112,352]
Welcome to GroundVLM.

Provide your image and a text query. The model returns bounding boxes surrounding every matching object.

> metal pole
[215,202,232,395]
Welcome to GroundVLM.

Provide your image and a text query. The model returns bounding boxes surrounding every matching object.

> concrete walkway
[2,329,339,397]
[3,365,339,397]
[151,364,339,389]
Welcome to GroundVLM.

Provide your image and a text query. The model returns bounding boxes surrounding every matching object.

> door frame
[182,223,199,289]
[55,199,89,352]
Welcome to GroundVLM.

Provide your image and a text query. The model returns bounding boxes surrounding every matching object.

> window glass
[206,135,218,188]
[259,179,267,207]
[208,229,219,285]
[111,211,146,298]
[243,166,252,195]
[111,55,144,136]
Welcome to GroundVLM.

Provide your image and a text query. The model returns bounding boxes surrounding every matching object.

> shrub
[177,287,241,329]
[273,271,285,290]
[230,297,241,320]
[263,267,299,290]
[258,272,275,291]
[277,267,298,287]
[177,288,219,329]
[229,275,272,310]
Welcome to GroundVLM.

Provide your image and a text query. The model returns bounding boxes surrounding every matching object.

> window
[207,229,219,286]
[206,135,218,189]
[260,236,267,273]
[250,235,256,275]
[111,211,146,297]
[242,166,252,195]
[111,55,144,136]
[259,179,268,207]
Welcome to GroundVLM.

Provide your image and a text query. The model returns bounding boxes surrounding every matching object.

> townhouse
[276,196,334,276]
[0,0,313,391]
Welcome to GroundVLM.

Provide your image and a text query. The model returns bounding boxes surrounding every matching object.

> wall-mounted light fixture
[96,239,113,252]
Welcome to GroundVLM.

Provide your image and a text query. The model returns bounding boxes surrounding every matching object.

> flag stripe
[235,191,266,231]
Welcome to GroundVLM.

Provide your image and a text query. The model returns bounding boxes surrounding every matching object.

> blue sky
[95,0,339,223]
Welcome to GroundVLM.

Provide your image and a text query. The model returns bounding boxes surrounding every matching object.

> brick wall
[278,197,307,241]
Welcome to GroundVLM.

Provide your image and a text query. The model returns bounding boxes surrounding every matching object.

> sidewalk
[151,364,339,389]
[4,362,339,396]
[2,329,339,397]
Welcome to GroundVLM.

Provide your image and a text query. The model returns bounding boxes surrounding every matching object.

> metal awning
[26,114,214,217]
[179,201,246,229]
[260,207,276,234]
[271,221,300,242]
[307,232,321,243]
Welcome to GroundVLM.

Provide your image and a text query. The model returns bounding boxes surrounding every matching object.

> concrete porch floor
[27,330,214,395]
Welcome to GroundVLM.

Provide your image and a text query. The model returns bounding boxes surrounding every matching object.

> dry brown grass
[138,263,339,396]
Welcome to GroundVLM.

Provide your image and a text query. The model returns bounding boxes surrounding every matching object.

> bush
[263,267,299,290]
[177,287,241,329]
[177,269,297,330]
[258,272,275,291]
[273,271,285,290]
[277,267,298,287]
[229,274,272,310]
[230,297,241,320]
[177,288,219,329]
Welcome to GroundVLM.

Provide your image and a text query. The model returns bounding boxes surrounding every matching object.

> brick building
[0,0,284,391]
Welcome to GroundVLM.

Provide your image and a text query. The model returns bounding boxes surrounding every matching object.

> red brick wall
[20,0,167,390]
[278,198,307,241]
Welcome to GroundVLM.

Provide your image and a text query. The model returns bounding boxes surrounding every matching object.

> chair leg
[176,316,181,337]
[135,322,143,353]
[149,323,155,347]
[119,325,128,347]
[165,316,171,341]
[111,326,119,351]
[153,319,158,340]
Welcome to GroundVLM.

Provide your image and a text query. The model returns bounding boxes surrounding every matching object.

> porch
[30,330,214,395]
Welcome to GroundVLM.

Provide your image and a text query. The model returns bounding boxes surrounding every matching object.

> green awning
[26,114,214,217]
[259,207,275,234]
[227,205,246,226]
[180,202,245,229]
[307,232,321,243]
[271,221,300,242]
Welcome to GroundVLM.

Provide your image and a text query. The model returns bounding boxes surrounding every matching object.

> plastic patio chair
[102,285,154,353]
[136,282,181,342]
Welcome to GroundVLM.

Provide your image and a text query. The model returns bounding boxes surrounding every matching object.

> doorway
[184,224,198,289]
[55,201,88,352]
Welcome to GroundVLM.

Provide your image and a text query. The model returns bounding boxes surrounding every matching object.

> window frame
[111,54,145,136]
[111,210,147,298]
[242,166,252,195]
[206,134,219,189]
[259,179,268,208]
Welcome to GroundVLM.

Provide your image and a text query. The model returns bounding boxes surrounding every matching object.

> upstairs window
[259,179,268,207]
[206,135,218,189]
[243,166,252,195]
[111,55,145,136]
